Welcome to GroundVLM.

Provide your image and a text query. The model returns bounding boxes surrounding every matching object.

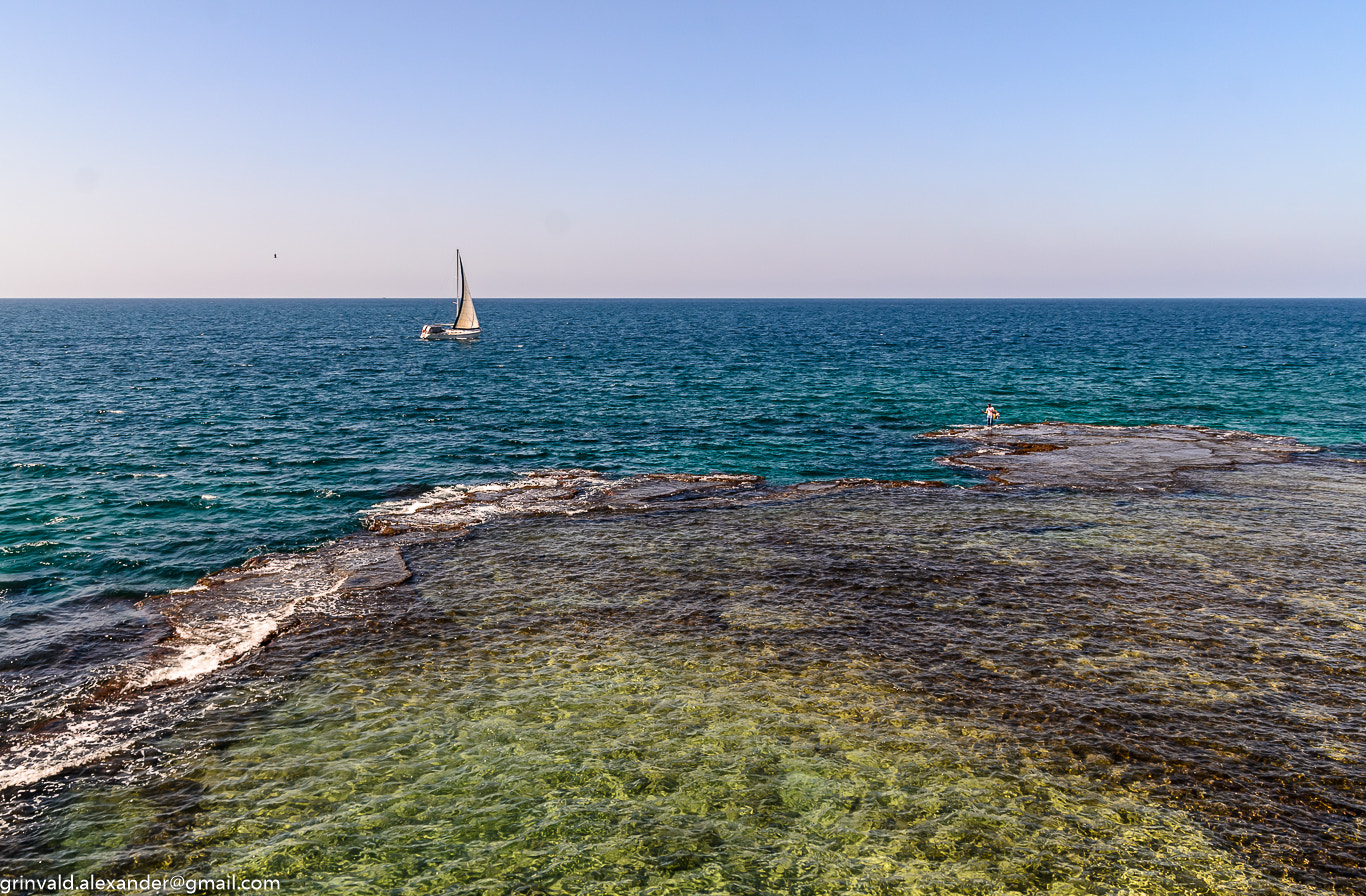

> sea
[0,297,1363,894]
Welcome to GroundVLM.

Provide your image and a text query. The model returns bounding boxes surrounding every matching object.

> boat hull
[421,325,481,341]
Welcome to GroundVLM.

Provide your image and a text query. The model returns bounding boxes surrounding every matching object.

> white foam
[0,746,130,792]
[2,560,360,790]
[134,612,283,688]
[369,485,475,517]
[0,717,135,791]
[133,567,346,689]
[4,470,755,791]
[2,540,59,554]
[361,471,620,534]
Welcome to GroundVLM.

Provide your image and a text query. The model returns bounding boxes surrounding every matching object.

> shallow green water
[5,298,1364,891]
[54,632,1287,895]
[26,461,1363,893]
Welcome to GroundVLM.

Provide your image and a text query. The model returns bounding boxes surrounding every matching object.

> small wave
[126,549,392,690]
[0,543,412,793]
[0,718,137,792]
[1,540,61,554]
[133,602,305,688]
[5,468,897,791]
[362,469,764,536]
[6,433,1308,794]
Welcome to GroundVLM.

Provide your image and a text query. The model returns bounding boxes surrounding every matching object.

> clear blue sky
[3,1,1363,298]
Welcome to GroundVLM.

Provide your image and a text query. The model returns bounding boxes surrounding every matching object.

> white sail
[453,251,479,330]
[420,250,481,339]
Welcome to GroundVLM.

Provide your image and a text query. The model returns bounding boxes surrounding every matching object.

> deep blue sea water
[2,298,1364,893]
[4,298,1362,616]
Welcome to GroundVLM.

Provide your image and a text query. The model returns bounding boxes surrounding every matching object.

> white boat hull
[422,250,480,339]
[421,324,480,340]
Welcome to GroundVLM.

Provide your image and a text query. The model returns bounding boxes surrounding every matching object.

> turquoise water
[3,298,1361,609]
[1,298,1364,892]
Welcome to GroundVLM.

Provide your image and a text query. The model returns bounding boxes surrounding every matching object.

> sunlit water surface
[10,460,1365,894]
[2,299,1364,893]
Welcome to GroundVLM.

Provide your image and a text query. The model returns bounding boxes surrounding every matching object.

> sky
[2,1,1364,299]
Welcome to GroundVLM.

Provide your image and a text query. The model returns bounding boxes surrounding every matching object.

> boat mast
[452,249,479,330]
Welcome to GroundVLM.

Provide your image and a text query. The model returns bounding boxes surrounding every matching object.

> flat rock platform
[925,423,1318,490]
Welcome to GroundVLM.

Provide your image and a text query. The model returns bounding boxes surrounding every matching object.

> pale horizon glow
[2,2,1364,299]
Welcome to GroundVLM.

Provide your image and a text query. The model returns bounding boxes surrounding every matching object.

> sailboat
[420,250,481,340]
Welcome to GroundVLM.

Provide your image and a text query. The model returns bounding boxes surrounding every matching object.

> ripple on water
[49,624,1290,895]
[20,456,1365,893]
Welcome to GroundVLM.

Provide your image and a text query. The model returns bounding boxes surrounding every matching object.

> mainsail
[453,250,479,330]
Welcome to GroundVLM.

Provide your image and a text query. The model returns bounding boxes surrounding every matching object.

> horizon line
[3,295,1364,302]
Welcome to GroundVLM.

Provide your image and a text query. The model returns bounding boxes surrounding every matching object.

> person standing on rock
[984,404,1000,427]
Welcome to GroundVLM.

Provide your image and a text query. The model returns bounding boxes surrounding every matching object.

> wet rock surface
[926,423,1319,490]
